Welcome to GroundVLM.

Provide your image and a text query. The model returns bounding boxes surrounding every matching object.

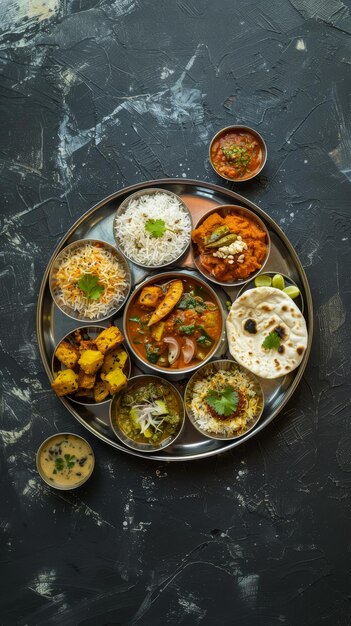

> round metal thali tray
[37,179,313,461]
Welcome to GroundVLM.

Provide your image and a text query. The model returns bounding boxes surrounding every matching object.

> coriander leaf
[77,274,104,300]
[178,323,196,335]
[64,454,76,470]
[145,219,166,238]
[129,316,141,323]
[177,294,206,311]
[145,343,160,364]
[196,334,212,346]
[205,386,239,417]
[196,327,213,346]
[145,218,177,238]
[54,458,64,472]
[262,331,281,351]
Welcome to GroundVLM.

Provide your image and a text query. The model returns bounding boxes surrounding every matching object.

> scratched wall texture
[1,0,351,624]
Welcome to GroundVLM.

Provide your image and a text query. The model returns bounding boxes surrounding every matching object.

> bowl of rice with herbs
[113,188,192,268]
[49,239,131,322]
[185,360,264,439]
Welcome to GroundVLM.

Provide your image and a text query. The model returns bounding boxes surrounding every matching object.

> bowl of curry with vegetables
[209,125,267,181]
[123,272,225,375]
[110,375,185,452]
[191,205,270,287]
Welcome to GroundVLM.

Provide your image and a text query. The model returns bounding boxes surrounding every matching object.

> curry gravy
[38,434,94,488]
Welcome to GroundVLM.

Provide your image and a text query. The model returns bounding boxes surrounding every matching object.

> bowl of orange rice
[49,239,131,322]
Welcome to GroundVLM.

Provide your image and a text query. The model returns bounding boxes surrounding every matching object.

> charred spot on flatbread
[274,359,281,370]
[282,305,288,312]
[274,325,287,341]
[244,319,257,334]
[278,345,285,354]
[265,317,276,329]
[296,346,304,355]
[261,304,273,312]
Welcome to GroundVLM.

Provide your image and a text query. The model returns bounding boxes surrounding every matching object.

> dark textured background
[1,0,350,624]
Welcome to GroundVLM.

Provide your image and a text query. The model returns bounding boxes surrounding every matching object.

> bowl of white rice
[185,360,264,440]
[113,188,192,269]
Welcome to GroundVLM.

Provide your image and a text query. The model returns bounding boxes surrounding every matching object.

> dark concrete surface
[1,0,350,624]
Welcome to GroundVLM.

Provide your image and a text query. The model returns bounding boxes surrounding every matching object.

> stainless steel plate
[37,179,313,461]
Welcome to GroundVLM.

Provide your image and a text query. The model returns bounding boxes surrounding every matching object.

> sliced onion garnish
[182,338,196,364]
[163,336,180,364]
[204,301,218,310]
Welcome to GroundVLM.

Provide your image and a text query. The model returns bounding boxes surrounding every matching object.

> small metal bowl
[191,204,271,288]
[49,239,131,323]
[209,125,267,182]
[113,188,192,269]
[185,360,264,440]
[236,271,304,314]
[123,271,226,377]
[110,375,185,453]
[36,432,95,490]
[51,325,131,406]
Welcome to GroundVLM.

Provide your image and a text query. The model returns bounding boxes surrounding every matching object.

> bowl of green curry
[109,375,185,452]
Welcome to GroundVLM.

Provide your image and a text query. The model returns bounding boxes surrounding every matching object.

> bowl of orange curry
[191,205,270,287]
[123,271,225,376]
[209,126,267,182]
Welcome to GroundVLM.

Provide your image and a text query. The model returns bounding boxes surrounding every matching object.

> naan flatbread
[226,287,308,379]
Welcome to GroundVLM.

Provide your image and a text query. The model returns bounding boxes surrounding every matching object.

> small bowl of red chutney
[209,125,267,182]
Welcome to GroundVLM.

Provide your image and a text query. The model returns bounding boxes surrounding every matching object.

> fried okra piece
[77,370,96,390]
[78,350,104,375]
[51,369,78,396]
[55,341,79,369]
[95,326,124,355]
[138,285,163,309]
[104,368,127,394]
[93,380,110,403]
[101,348,128,374]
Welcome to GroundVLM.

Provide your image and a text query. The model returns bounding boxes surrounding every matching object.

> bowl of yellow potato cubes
[51,325,131,405]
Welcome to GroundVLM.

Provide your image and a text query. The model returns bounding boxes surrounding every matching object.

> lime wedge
[272,273,285,290]
[283,285,300,299]
[254,275,272,287]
